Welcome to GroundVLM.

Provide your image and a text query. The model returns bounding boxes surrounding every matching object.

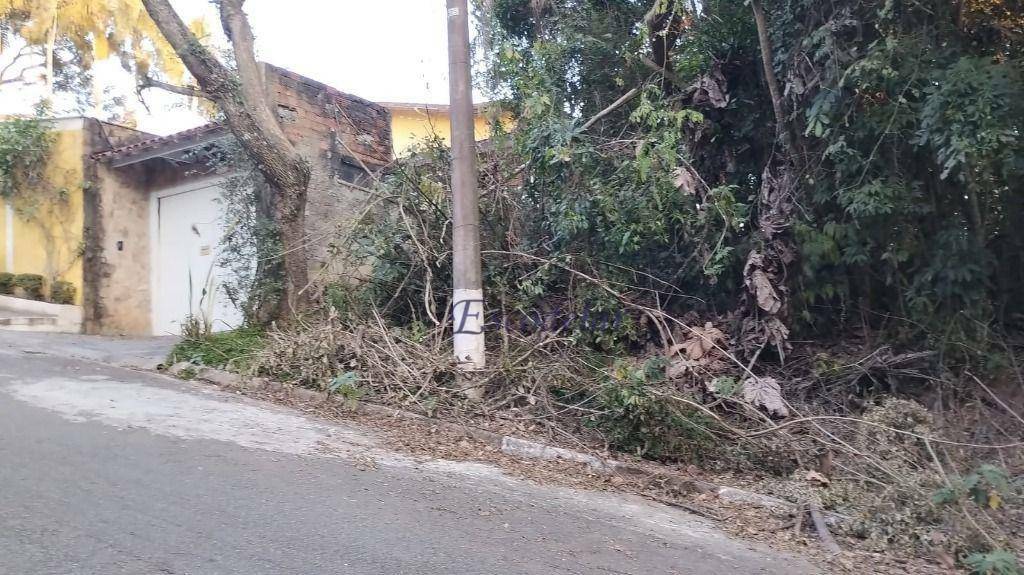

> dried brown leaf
[678,322,726,360]
[741,376,789,417]
[750,270,782,314]
[672,166,698,195]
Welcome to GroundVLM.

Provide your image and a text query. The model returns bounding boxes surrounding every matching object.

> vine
[186,139,283,324]
[0,113,86,290]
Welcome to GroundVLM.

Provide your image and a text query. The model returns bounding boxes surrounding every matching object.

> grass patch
[169,327,266,372]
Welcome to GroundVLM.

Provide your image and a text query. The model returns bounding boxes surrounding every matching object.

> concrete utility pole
[446,0,486,398]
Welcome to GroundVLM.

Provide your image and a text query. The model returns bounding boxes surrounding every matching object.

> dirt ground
[235,384,956,575]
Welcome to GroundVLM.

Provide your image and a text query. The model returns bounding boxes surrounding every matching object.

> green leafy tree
[467,0,1024,361]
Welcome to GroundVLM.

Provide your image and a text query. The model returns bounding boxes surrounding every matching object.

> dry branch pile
[248,298,1023,563]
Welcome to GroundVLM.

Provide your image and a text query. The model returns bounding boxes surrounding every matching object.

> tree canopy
[453,0,1024,359]
[0,0,197,112]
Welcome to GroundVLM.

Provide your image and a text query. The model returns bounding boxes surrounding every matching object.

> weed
[593,358,718,460]
[965,550,1022,575]
[328,371,363,409]
[176,366,198,381]
[932,464,1014,511]
[169,327,266,372]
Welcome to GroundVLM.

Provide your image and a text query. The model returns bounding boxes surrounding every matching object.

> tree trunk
[271,181,311,317]
[141,0,312,322]
[964,168,986,249]
[741,0,799,363]
[750,0,787,147]
[43,15,56,100]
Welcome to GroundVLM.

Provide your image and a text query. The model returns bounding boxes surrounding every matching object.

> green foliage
[49,280,76,305]
[175,365,198,381]
[13,273,44,300]
[916,58,1023,180]
[751,0,1024,357]
[0,113,53,203]
[965,550,1022,575]
[169,327,266,371]
[328,371,363,409]
[931,464,1015,510]
[593,358,716,459]
[708,375,740,398]
[0,272,14,295]
[347,0,1024,365]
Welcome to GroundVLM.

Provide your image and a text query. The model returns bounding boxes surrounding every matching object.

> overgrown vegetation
[0,113,53,203]
[1,113,86,300]
[179,0,1024,569]
[204,141,285,325]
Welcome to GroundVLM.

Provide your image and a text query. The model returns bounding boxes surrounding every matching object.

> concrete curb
[0,294,82,333]
[167,361,833,522]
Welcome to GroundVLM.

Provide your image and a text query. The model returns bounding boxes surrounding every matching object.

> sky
[0,0,471,135]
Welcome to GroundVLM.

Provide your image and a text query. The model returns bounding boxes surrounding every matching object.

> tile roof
[92,122,228,164]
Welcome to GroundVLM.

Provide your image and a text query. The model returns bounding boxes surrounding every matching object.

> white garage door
[152,182,245,336]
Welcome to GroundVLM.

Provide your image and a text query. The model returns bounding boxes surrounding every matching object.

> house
[0,116,148,333]
[381,101,500,155]
[0,64,392,336]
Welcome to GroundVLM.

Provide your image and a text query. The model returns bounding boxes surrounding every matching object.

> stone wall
[263,64,393,283]
[82,120,156,335]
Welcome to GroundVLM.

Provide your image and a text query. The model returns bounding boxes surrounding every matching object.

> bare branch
[579,88,639,133]
[639,56,688,88]
[750,0,789,148]
[808,505,842,555]
[140,0,234,95]
[137,75,208,99]
[0,44,44,85]
[0,64,43,86]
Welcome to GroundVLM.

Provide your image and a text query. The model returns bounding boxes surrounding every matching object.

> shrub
[13,273,44,300]
[0,272,13,295]
[593,358,718,461]
[50,280,76,305]
[168,327,266,372]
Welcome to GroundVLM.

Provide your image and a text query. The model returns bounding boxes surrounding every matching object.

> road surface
[0,333,819,574]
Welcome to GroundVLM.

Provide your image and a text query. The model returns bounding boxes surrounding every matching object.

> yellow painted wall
[0,125,85,304]
[389,108,496,156]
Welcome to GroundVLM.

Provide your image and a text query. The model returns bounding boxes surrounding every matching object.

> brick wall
[263,64,393,284]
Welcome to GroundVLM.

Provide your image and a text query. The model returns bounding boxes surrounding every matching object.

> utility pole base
[456,371,486,401]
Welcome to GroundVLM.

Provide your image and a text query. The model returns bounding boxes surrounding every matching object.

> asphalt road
[0,335,819,575]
